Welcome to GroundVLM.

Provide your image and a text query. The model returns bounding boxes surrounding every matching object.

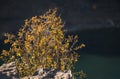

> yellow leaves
[11,56,15,60]
[52,30,57,34]
[4,33,15,38]
[64,43,69,48]
[75,59,78,62]
[54,46,58,50]
[61,47,64,51]
[46,55,52,65]
[1,8,85,77]
[25,19,29,26]
[58,29,63,35]
[2,50,9,56]
[60,59,66,70]
[60,60,65,65]
[73,71,87,79]
[18,32,22,37]
[12,41,18,47]
[4,39,9,44]
[37,25,42,32]
[25,34,34,41]
[74,35,78,40]
[46,55,51,60]
[31,16,37,21]
[46,20,52,24]
[24,41,32,53]
[52,61,57,68]
[60,65,65,70]
[81,43,85,48]
[67,35,73,42]
[17,52,21,56]
[34,25,42,36]
[25,41,30,47]
[3,33,15,44]
[41,49,45,55]
[31,16,38,23]
[39,36,46,46]
[32,55,35,59]
[74,43,86,50]
[0,55,3,59]
[52,53,55,56]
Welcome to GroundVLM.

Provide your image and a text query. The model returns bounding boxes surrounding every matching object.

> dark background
[0,0,120,79]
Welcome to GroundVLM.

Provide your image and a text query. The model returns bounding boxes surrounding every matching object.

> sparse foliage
[73,70,87,79]
[0,8,85,77]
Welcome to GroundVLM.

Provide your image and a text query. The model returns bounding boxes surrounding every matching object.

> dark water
[74,53,120,79]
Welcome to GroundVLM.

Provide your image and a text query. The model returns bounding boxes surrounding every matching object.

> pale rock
[0,62,72,79]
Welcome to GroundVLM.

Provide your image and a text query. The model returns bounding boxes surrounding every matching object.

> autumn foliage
[0,8,85,77]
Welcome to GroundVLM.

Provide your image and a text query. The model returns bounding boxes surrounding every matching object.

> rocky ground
[0,62,18,79]
[0,62,72,79]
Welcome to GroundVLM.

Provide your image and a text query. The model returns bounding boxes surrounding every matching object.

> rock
[55,70,72,79]
[0,62,72,79]
[0,62,19,79]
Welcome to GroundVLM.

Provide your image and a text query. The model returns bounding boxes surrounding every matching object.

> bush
[0,8,85,77]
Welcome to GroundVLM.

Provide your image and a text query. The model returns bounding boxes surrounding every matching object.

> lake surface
[74,53,120,79]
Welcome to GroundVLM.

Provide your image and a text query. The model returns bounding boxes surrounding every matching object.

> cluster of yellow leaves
[73,70,87,79]
[0,8,85,77]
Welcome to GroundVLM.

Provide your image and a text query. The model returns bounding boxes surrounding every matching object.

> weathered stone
[0,62,19,79]
[0,62,72,79]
